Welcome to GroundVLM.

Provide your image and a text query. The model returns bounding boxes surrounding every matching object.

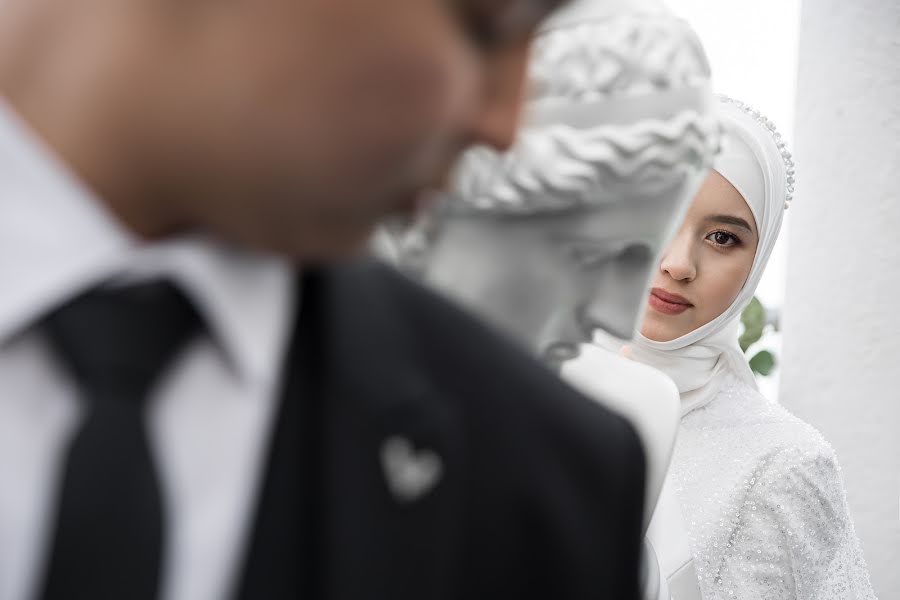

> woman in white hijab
[604,96,878,599]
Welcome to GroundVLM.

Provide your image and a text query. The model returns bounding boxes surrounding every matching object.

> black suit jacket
[236,259,645,599]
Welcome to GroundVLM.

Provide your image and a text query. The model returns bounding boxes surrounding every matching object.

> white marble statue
[380,1,720,597]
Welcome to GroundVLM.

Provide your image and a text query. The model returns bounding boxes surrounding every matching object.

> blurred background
[669,0,899,595]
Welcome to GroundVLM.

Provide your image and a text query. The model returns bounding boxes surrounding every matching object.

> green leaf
[749,350,776,376]
[739,296,766,352]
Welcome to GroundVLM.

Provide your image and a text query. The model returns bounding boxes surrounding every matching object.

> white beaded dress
[668,374,876,599]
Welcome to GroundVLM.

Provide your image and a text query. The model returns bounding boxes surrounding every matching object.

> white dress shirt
[0,100,296,600]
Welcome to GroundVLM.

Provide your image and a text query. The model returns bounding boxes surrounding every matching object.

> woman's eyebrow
[704,214,754,232]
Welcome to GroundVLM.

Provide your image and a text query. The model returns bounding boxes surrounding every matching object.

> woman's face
[640,171,759,342]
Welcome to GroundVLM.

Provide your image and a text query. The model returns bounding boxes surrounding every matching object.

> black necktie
[39,280,201,600]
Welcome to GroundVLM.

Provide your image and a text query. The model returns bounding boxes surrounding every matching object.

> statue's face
[409,179,698,364]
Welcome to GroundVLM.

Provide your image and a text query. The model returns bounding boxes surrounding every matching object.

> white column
[781,0,900,595]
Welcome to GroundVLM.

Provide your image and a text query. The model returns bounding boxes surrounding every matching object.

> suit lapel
[236,262,460,600]
[233,272,315,599]
[317,261,461,599]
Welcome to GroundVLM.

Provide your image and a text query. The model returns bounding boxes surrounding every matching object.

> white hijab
[600,96,793,415]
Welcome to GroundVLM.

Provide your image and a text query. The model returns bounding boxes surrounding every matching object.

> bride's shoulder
[693,386,877,600]
[697,375,838,467]
[723,378,843,491]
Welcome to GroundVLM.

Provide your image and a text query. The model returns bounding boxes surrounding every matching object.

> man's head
[0,0,564,260]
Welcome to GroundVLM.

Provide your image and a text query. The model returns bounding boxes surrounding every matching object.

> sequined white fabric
[670,374,877,599]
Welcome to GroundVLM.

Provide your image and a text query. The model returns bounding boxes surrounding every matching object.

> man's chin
[272,189,439,264]
[289,227,375,266]
[392,186,443,220]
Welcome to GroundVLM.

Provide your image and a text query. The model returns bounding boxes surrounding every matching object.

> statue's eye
[571,247,609,268]
[563,240,652,270]
[563,241,621,269]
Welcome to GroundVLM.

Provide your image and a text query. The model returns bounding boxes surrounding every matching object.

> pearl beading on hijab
[716,95,796,209]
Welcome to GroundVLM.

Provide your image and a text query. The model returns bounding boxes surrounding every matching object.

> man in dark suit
[0,0,644,598]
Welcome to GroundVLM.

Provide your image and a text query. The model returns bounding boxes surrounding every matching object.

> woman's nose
[659,237,697,282]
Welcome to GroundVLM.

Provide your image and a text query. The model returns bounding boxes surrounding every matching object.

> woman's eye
[707,231,739,247]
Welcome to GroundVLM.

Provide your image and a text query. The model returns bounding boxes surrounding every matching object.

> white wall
[780,0,900,596]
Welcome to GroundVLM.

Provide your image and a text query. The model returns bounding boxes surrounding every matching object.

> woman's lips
[648,288,693,316]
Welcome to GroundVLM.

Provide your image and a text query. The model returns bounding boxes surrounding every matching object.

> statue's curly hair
[447,12,719,215]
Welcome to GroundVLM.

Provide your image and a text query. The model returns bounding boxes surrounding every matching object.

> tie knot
[44,280,201,398]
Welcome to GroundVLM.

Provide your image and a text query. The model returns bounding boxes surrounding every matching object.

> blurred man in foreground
[0,1,644,598]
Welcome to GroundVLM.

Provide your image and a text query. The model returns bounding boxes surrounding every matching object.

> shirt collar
[123,235,296,385]
[0,99,295,385]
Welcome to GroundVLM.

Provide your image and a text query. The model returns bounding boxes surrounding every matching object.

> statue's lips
[648,288,692,315]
